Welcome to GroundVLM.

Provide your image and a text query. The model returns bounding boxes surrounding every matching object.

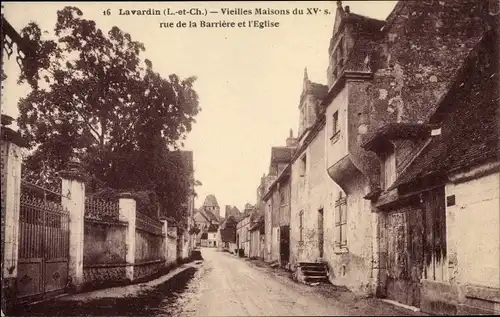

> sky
[2,1,397,211]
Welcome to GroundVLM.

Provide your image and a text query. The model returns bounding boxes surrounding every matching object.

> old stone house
[249,211,265,259]
[263,166,292,265]
[236,204,253,257]
[263,134,296,263]
[286,0,498,297]
[289,69,350,282]
[362,22,499,314]
[205,223,219,248]
[247,173,274,260]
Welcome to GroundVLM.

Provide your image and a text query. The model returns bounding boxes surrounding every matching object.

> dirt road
[179,248,425,316]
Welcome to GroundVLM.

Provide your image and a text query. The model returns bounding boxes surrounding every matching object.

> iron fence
[84,197,120,222]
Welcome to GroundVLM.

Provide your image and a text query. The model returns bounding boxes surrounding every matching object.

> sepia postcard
[1,1,499,316]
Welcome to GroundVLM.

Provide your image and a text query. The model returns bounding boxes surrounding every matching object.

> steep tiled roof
[194,210,210,223]
[225,205,241,219]
[203,209,219,222]
[202,194,219,207]
[207,223,219,232]
[308,82,329,100]
[346,12,385,32]
[362,123,435,152]
[271,147,294,163]
[249,214,264,231]
[390,30,499,189]
[249,208,263,223]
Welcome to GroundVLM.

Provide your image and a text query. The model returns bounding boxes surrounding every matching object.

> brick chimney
[286,129,298,148]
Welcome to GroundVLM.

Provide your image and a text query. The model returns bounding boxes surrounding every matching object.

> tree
[189,223,201,236]
[16,6,201,222]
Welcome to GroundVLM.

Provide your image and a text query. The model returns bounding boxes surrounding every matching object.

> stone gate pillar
[60,159,86,292]
[1,117,24,311]
[118,193,136,281]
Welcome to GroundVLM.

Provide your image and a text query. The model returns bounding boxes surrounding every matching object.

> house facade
[249,212,264,259]
[193,194,221,246]
[247,173,272,260]
[206,224,219,248]
[262,133,296,263]
[263,164,293,265]
[236,204,253,257]
[362,22,499,314]
[219,215,238,254]
[284,0,499,300]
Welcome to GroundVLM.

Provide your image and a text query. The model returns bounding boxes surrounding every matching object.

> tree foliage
[16,6,201,224]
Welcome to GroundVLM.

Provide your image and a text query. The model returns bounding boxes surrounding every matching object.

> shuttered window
[383,151,396,189]
[335,192,347,249]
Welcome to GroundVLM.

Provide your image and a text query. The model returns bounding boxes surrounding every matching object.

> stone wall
[419,167,500,315]
[135,229,164,263]
[367,0,490,127]
[83,265,128,286]
[166,227,178,266]
[445,170,500,288]
[84,220,128,265]
[133,261,167,281]
[324,175,374,295]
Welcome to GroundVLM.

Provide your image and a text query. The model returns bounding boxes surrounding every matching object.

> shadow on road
[11,267,198,317]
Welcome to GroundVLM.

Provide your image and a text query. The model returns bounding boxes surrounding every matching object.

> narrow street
[180,249,425,316]
[13,248,426,316]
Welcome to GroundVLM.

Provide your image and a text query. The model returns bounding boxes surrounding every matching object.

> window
[332,111,339,135]
[381,144,396,190]
[279,185,287,205]
[334,192,347,249]
[331,111,341,144]
[299,210,304,244]
[299,155,307,177]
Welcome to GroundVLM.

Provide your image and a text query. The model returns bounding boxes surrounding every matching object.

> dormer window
[299,155,307,177]
[381,143,396,190]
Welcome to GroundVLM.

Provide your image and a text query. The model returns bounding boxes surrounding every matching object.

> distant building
[205,223,219,248]
[219,215,238,253]
[262,133,296,265]
[194,194,221,246]
[236,204,253,257]
[202,194,221,221]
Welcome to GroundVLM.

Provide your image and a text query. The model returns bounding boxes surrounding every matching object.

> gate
[385,207,424,308]
[16,182,70,302]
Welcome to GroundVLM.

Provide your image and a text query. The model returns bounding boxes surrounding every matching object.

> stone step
[304,275,329,283]
[298,261,327,266]
[302,270,327,277]
[298,261,326,266]
[298,265,327,271]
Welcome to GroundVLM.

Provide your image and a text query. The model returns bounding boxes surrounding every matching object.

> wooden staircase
[294,262,330,285]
